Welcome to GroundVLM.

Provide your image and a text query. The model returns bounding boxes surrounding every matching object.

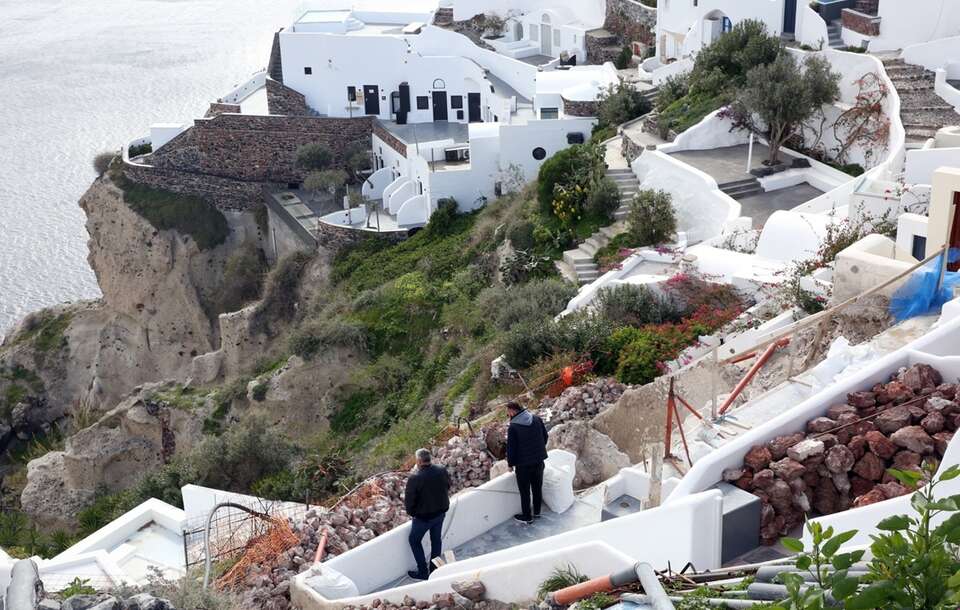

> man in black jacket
[404,448,450,580]
[506,401,549,524]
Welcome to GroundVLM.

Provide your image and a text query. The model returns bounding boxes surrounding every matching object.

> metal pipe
[755,565,868,582]
[314,528,329,564]
[718,339,789,415]
[746,583,839,605]
[623,593,762,609]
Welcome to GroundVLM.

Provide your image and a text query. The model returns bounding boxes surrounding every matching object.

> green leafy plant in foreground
[61,577,97,597]
[537,564,588,600]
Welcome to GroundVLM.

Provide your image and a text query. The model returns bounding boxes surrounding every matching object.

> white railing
[220,70,267,105]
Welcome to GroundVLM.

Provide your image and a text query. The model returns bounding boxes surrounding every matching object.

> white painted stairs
[557,167,638,285]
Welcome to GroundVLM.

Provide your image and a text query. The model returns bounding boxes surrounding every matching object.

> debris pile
[232,431,499,610]
[539,378,626,427]
[343,578,511,610]
[724,363,955,544]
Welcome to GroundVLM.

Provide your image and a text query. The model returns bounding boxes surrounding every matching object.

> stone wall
[842,8,881,36]
[123,161,264,211]
[315,219,407,252]
[562,98,600,118]
[205,102,241,118]
[373,121,408,157]
[586,30,621,66]
[604,0,656,47]
[149,113,374,184]
[266,77,315,117]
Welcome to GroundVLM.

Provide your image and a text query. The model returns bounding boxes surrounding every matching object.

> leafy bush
[93,152,115,176]
[115,176,229,251]
[537,565,588,600]
[251,251,314,335]
[597,83,651,130]
[215,241,265,314]
[502,313,615,369]
[424,199,461,237]
[594,284,682,327]
[614,45,634,70]
[590,125,617,143]
[304,169,348,199]
[585,177,622,220]
[288,319,367,360]
[656,74,690,112]
[499,249,556,285]
[688,20,782,98]
[537,145,601,212]
[507,220,536,251]
[61,577,97,598]
[250,382,268,402]
[296,142,333,171]
[627,189,677,246]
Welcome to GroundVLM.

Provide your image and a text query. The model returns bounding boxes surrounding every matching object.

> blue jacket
[507,410,549,467]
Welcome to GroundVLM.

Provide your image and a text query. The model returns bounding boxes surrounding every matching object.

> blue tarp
[890,248,960,322]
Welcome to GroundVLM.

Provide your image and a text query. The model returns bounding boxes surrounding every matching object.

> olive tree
[304,169,348,202]
[295,142,334,171]
[729,52,840,165]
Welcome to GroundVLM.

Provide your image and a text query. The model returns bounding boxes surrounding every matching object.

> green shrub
[615,332,664,385]
[597,82,651,130]
[537,145,598,212]
[840,163,865,176]
[215,241,265,314]
[614,45,634,70]
[537,565,588,601]
[688,20,782,97]
[251,251,314,334]
[507,220,536,251]
[128,142,152,157]
[304,169,348,199]
[425,199,460,237]
[61,577,97,598]
[499,249,556,285]
[594,284,681,327]
[116,177,228,251]
[656,74,690,112]
[590,124,617,143]
[250,382,268,402]
[296,142,334,171]
[288,319,367,360]
[93,152,115,176]
[502,312,615,369]
[628,190,677,246]
[585,177,622,220]
[479,279,577,332]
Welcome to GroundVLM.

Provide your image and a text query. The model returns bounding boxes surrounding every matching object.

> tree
[296,142,334,171]
[304,169,348,202]
[627,189,676,246]
[729,52,840,165]
[597,82,651,130]
[92,151,115,176]
[344,140,373,182]
[689,19,782,97]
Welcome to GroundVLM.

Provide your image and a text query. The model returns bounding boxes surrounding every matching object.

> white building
[275,4,618,229]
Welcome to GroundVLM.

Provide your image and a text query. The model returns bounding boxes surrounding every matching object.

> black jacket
[507,410,549,467]
[404,464,451,519]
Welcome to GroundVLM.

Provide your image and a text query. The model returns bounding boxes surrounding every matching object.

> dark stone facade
[149,113,374,184]
[855,0,879,15]
[315,219,408,253]
[266,77,315,117]
[586,30,623,66]
[124,161,264,211]
[205,102,242,118]
[562,98,599,118]
[605,0,656,44]
[373,121,408,157]
[842,9,881,37]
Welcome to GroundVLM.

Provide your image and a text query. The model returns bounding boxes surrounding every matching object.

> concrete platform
[669,144,796,185]
[738,183,824,227]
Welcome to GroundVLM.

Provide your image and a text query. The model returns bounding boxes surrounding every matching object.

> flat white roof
[536,65,619,101]
[297,9,353,23]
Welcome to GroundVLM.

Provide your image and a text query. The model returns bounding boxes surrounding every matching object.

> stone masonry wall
[266,77,315,117]
[373,121,408,157]
[562,98,600,118]
[205,102,242,118]
[842,9,881,36]
[123,162,264,211]
[604,0,656,47]
[315,219,407,252]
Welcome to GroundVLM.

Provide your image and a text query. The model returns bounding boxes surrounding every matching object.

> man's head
[506,401,523,418]
[415,448,432,468]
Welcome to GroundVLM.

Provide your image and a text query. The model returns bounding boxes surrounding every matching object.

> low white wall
[832,233,913,302]
[323,450,575,596]
[905,146,960,186]
[561,247,682,315]
[658,110,748,153]
[935,70,960,114]
[363,167,396,200]
[869,3,960,53]
[795,2,829,50]
[902,36,960,76]
[631,150,740,245]
[895,213,929,259]
[666,303,960,503]
[651,57,693,86]
[397,194,432,227]
[221,71,267,104]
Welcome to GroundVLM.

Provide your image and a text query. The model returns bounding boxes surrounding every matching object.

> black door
[468,92,482,123]
[432,91,448,121]
[783,0,797,33]
[363,85,380,115]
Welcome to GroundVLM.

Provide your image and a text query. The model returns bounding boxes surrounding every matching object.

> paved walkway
[738,183,824,226]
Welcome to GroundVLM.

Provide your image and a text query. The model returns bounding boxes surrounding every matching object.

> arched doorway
[540,13,552,56]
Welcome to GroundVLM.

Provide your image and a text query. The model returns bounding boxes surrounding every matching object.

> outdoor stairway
[557,167,638,285]
[639,86,659,107]
[827,21,844,49]
[882,57,960,144]
[719,177,763,200]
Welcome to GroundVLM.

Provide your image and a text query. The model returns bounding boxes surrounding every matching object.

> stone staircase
[557,168,638,285]
[882,57,960,144]
[827,21,844,48]
[719,177,763,200]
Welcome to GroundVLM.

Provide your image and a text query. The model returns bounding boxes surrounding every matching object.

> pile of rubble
[235,431,500,610]
[539,378,626,427]
[343,578,509,610]
[722,363,956,545]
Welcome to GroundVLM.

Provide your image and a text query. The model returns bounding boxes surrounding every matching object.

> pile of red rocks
[722,363,956,545]
[539,378,626,427]
[343,579,507,610]
[235,433,498,609]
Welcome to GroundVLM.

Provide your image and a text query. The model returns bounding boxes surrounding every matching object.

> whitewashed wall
[869,2,960,52]
[451,0,605,31]
[657,0,786,61]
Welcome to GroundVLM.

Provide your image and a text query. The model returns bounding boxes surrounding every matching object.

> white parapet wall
[666,297,960,504]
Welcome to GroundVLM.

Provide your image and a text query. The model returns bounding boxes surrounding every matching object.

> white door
[540,24,551,55]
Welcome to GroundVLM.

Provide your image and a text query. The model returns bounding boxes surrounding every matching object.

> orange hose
[314,528,329,564]
[552,575,614,605]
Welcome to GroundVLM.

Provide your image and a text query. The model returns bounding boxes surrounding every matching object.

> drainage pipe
[623,593,761,609]
[314,528,329,564]
[635,562,675,610]
[548,562,674,609]
[754,565,869,583]
[746,583,839,605]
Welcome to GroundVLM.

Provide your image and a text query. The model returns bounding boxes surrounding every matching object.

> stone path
[882,56,960,145]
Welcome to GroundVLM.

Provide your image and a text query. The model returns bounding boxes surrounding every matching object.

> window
[451,95,463,109]
[912,235,928,261]
[304,66,313,75]
[417,96,429,110]
[567,132,585,144]
[532,147,547,160]
[347,86,356,101]
[540,107,559,120]
[433,78,446,89]
[554,30,561,47]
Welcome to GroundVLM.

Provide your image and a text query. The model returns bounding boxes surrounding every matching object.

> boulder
[850,475,874,498]
[807,417,838,433]
[875,482,910,499]
[875,405,911,435]
[891,426,935,455]
[847,391,877,409]
[752,469,775,490]
[853,452,885,481]
[877,381,912,405]
[864,430,897,459]
[899,364,942,391]
[825,445,856,474]
[852,488,887,507]
[827,404,858,420]
[933,431,953,457]
[744,445,773,471]
[926,396,958,415]
[832,472,852,494]
[770,458,805,480]
[813,479,840,514]
[545,421,630,488]
[847,435,868,459]
[62,596,120,610]
[768,433,805,460]
[788,439,825,462]
[768,480,794,514]
[122,595,176,610]
[922,411,946,435]
[892,450,922,470]
[452,580,486,602]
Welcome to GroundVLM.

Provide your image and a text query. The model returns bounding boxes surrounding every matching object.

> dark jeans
[515,461,545,519]
[408,512,445,576]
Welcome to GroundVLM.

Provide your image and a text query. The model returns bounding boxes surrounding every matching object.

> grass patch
[13,311,73,353]
[657,92,729,136]
[113,172,228,251]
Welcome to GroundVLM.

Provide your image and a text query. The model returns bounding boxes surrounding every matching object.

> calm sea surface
[0,0,306,337]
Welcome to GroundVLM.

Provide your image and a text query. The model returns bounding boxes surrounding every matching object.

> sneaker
[407,570,428,581]
[533,513,542,520]
[514,513,533,524]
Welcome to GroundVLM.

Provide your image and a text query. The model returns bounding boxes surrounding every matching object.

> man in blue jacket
[404,448,450,580]
[506,401,549,524]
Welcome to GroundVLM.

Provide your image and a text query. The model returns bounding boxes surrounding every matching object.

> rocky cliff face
[0,177,262,450]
